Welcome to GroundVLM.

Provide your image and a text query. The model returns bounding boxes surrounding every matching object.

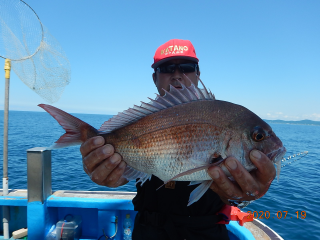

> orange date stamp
[246,211,306,219]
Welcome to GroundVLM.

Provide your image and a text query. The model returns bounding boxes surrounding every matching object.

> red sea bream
[39,80,286,206]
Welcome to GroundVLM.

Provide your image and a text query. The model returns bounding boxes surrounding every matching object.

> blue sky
[1,0,319,121]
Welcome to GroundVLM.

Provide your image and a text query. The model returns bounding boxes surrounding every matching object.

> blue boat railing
[0,147,257,240]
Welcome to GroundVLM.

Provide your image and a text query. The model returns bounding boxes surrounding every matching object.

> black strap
[139,211,223,240]
[140,211,223,227]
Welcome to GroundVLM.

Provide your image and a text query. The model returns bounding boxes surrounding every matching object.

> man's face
[152,59,200,96]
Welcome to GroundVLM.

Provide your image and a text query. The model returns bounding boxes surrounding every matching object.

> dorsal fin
[98,79,215,133]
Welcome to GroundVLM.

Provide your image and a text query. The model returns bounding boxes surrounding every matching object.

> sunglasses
[156,63,198,73]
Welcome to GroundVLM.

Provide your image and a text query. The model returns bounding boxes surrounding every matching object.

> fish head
[245,123,286,164]
[219,102,286,174]
[242,110,286,167]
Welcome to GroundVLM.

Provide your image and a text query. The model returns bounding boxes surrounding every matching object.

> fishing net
[0,0,70,103]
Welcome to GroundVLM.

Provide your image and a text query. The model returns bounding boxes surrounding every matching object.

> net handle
[0,0,44,61]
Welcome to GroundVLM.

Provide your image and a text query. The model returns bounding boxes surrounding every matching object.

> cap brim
[151,56,199,68]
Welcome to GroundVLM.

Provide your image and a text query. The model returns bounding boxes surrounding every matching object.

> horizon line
[0,109,319,123]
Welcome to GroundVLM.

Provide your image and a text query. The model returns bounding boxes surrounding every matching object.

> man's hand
[80,136,128,188]
[208,150,276,205]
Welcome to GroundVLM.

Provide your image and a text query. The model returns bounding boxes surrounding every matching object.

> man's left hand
[208,150,276,205]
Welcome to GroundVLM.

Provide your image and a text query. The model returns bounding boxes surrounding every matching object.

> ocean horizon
[2,109,320,125]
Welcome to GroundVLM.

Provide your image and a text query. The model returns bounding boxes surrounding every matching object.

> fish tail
[38,104,99,150]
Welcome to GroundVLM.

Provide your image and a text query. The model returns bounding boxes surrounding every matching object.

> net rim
[0,0,44,61]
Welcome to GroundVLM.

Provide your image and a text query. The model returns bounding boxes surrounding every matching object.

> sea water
[0,110,319,240]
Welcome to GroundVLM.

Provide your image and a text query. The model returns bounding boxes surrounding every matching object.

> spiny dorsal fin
[98,79,214,133]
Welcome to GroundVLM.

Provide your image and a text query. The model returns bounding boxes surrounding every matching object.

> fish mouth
[267,146,287,164]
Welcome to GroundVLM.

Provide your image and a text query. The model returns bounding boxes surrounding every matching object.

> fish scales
[104,100,216,142]
[100,101,233,181]
[105,124,223,181]
[38,81,286,206]
[103,99,260,144]
[100,99,281,181]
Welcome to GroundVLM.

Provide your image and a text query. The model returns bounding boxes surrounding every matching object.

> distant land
[1,110,320,126]
[264,119,320,126]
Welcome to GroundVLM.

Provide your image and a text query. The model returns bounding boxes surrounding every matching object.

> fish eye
[251,127,266,142]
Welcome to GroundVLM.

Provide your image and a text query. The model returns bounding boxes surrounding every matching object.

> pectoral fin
[156,164,211,191]
[157,158,224,191]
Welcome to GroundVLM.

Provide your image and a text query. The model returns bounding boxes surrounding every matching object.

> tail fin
[38,104,99,150]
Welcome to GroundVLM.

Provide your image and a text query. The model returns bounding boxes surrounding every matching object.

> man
[80,39,276,239]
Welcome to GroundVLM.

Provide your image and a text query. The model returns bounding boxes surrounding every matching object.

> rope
[98,216,118,239]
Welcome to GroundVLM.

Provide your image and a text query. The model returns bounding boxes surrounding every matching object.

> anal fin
[188,180,213,206]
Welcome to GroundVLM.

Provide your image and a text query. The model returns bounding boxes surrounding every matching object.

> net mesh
[0,0,70,103]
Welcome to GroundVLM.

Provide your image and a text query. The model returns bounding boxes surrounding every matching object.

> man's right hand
[80,136,128,188]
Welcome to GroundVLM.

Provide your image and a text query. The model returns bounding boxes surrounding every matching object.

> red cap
[151,39,199,68]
